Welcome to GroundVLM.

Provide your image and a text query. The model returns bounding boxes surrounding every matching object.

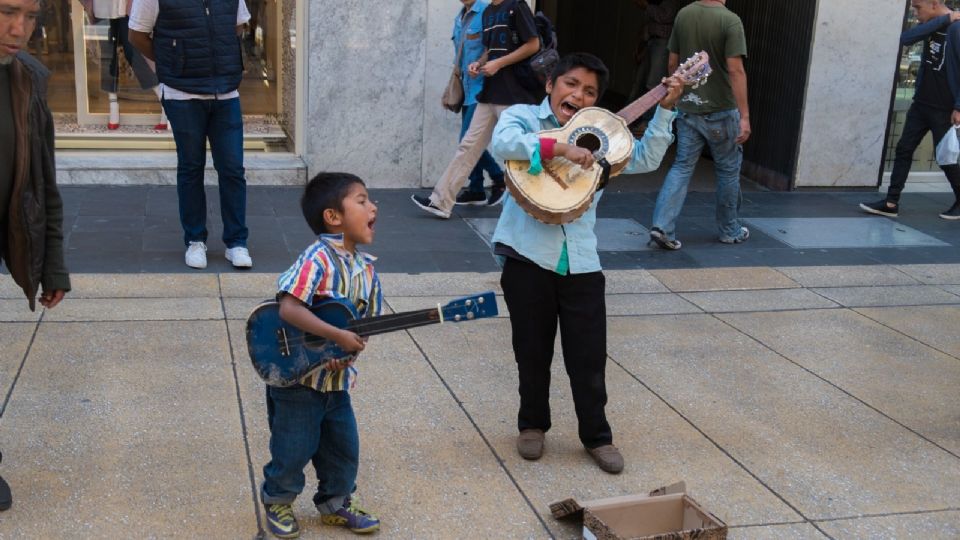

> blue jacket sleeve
[902,14,951,46]
[948,23,960,110]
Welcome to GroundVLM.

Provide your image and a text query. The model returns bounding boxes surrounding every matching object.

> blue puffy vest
[153,0,243,95]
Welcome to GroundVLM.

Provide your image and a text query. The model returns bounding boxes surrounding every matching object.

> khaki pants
[430,103,510,212]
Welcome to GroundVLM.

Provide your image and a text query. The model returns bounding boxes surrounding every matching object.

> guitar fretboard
[616,84,668,125]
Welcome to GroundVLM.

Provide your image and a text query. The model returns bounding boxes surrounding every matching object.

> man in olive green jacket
[0,0,71,512]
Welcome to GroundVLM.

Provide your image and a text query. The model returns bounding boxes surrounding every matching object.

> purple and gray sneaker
[320,495,380,534]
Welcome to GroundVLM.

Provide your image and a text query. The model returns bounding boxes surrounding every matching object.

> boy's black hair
[548,52,610,99]
[301,172,366,235]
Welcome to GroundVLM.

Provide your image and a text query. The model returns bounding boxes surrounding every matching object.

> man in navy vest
[129,0,253,269]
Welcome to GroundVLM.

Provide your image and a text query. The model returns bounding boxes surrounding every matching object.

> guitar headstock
[673,51,712,89]
[441,291,498,322]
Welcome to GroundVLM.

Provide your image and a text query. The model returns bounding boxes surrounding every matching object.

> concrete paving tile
[679,289,839,313]
[608,314,960,519]
[816,511,960,539]
[41,297,225,322]
[0,323,33,406]
[649,267,800,292]
[942,284,960,297]
[856,305,960,357]
[604,269,671,293]
[0,321,256,537]
[606,293,703,316]
[895,263,960,285]
[0,279,24,298]
[228,321,550,539]
[224,297,267,320]
[719,309,960,454]
[219,272,279,297]
[0,299,41,321]
[378,271,503,296]
[66,273,219,298]
[811,285,960,307]
[775,265,920,287]
[730,523,827,539]
[410,320,802,534]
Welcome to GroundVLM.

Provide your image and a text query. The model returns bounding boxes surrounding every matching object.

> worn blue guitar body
[246,292,498,387]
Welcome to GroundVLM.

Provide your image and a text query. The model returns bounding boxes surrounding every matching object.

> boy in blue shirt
[491,53,682,474]
[260,172,382,538]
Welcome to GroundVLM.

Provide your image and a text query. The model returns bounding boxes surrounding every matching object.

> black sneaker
[859,199,898,217]
[411,194,451,219]
[649,227,682,250]
[0,474,10,512]
[939,202,960,220]
[487,185,506,206]
[455,190,487,206]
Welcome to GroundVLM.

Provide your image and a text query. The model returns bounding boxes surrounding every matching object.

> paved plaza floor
[0,184,959,538]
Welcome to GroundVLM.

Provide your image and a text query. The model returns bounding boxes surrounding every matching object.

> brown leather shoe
[516,429,545,460]
[586,444,624,474]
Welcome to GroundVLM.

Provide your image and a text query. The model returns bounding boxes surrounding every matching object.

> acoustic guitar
[246,292,498,387]
[504,51,713,225]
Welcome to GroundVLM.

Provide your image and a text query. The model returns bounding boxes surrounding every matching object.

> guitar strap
[596,158,612,192]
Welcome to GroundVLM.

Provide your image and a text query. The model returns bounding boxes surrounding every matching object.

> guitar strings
[269,305,483,347]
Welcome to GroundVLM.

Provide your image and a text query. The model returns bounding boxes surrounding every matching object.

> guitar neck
[345,308,442,337]
[616,84,668,125]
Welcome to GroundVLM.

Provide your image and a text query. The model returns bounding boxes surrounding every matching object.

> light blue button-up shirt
[453,0,489,107]
[491,97,677,274]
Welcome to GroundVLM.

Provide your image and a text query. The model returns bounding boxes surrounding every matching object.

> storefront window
[883,7,937,173]
[26,0,286,148]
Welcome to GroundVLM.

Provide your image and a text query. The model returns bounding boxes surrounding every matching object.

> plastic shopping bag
[936,125,960,166]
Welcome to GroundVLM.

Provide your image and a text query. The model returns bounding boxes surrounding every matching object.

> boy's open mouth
[368,218,376,231]
[560,101,580,117]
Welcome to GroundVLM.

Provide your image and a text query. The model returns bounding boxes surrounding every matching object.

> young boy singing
[260,172,382,538]
[491,53,682,474]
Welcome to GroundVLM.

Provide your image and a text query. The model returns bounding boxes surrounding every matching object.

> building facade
[38,0,924,191]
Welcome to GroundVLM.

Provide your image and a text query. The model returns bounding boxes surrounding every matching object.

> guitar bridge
[277,328,290,357]
[542,162,569,189]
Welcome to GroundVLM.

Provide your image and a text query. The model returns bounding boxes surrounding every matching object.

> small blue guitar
[246,292,499,387]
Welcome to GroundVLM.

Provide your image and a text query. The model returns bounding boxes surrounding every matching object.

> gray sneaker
[720,226,750,244]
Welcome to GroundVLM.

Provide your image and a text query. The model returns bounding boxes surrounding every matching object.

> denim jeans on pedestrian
[261,386,359,513]
[461,103,505,194]
[652,109,744,242]
[161,97,248,248]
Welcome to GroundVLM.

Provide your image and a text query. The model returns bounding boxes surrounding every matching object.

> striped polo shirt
[277,233,383,392]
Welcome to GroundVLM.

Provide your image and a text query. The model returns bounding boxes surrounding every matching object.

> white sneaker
[185,241,207,269]
[225,246,253,268]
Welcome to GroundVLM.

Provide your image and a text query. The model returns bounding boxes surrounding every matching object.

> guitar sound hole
[575,133,602,153]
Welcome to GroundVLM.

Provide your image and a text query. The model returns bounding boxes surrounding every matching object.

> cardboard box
[550,482,727,540]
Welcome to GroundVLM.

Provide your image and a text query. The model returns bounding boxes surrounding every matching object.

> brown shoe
[586,444,624,474]
[516,429,545,460]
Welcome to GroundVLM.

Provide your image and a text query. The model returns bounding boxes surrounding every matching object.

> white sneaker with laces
[225,246,253,268]
[185,241,207,269]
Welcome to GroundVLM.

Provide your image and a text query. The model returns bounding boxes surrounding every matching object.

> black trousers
[888,101,960,202]
[500,257,612,449]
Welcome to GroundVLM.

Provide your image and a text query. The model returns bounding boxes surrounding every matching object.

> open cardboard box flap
[550,482,727,540]
[549,481,687,520]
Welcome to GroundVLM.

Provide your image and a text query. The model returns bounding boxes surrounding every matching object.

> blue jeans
[161,97,248,248]
[261,386,359,512]
[652,109,744,242]
[461,103,504,193]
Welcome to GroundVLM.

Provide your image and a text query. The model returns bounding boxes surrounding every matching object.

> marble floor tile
[774,265,921,287]
[41,298,225,322]
[811,285,960,307]
[649,267,800,292]
[607,314,960,520]
[0,321,256,537]
[855,305,960,358]
[744,218,949,248]
[679,288,838,313]
[815,510,960,539]
[409,319,802,533]
[66,273,219,298]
